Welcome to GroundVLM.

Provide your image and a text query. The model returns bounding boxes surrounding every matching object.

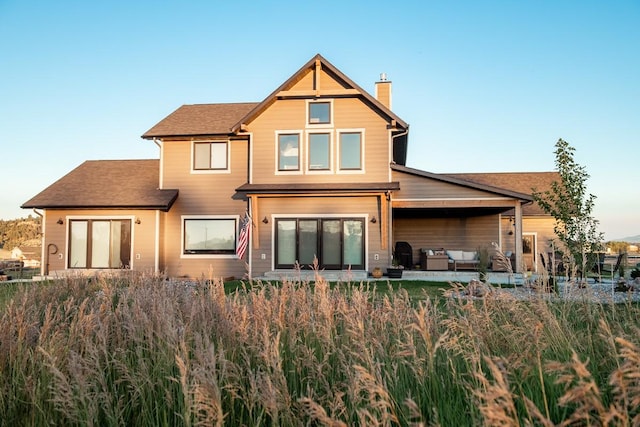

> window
[275,218,364,270]
[69,219,131,268]
[278,133,300,171]
[183,218,237,255]
[339,131,362,170]
[193,141,228,171]
[308,102,330,124]
[308,133,330,170]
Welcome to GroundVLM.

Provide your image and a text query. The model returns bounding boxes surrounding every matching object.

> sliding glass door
[69,219,131,269]
[275,218,364,270]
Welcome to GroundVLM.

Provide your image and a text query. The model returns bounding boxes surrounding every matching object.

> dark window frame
[68,219,132,269]
[274,217,365,270]
[183,218,238,255]
[339,131,363,170]
[277,133,301,171]
[308,101,331,125]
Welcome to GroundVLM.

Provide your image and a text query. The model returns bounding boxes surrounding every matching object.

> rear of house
[22,54,557,280]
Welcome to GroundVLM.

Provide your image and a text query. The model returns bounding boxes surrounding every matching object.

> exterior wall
[393,215,500,266]
[248,73,393,185]
[393,172,499,199]
[41,208,158,275]
[160,137,250,280]
[501,215,557,272]
[250,195,388,276]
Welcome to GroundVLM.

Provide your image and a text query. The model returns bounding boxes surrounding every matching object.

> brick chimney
[375,73,392,109]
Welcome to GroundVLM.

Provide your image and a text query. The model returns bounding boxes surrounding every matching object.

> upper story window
[308,101,331,125]
[308,132,331,171]
[339,131,363,171]
[193,141,228,172]
[277,133,301,171]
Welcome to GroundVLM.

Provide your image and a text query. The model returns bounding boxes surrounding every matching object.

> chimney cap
[379,72,388,81]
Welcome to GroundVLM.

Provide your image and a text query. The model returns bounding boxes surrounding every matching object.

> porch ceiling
[393,206,512,218]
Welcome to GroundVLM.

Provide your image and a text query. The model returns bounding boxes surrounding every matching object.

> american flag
[236,213,251,259]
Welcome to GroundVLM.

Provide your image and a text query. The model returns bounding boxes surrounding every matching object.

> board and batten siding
[393,215,501,266]
[159,137,250,280]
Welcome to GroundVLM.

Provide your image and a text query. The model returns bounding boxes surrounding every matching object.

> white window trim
[190,139,231,174]
[275,130,303,175]
[65,215,136,269]
[305,130,333,174]
[180,214,240,259]
[306,99,334,128]
[336,128,365,174]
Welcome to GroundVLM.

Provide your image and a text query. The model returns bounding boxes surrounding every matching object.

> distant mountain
[616,235,640,243]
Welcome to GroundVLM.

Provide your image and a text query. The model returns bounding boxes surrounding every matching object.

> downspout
[32,208,45,277]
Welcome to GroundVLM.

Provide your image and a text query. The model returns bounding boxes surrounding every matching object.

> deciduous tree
[533,139,603,280]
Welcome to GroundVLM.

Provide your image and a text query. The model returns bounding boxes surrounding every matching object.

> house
[11,245,41,268]
[22,54,558,280]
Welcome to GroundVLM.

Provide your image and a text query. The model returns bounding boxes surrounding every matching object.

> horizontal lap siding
[393,216,500,263]
[161,138,249,280]
[394,172,496,199]
[249,92,392,184]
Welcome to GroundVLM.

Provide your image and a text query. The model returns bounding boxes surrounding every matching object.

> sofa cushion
[446,250,463,261]
[462,251,477,261]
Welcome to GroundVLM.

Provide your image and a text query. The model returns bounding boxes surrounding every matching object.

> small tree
[533,139,604,282]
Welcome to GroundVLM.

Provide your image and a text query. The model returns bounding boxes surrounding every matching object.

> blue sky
[1,1,638,240]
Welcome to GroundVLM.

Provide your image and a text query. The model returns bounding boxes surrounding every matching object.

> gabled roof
[22,160,178,211]
[230,53,408,132]
[391,164,534,201]
[444,171,560,215]
[142,102,258,138]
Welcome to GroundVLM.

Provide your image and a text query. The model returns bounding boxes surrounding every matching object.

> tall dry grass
[0,271,639,426]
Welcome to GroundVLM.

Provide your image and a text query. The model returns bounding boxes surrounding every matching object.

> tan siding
[393,215,500,265]
[42,209,159,274]
[160,138,250,279]
[393,171,500,199]
[249,97,391,184]
[501,216,558,272]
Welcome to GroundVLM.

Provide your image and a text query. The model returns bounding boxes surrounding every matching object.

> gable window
[183,217,237,255]
[69,219,131,269]
[308,133,330,171]
[193,141,228,171]
[308,102,331,125]
[278,133,300,171]
[339,131,363,170]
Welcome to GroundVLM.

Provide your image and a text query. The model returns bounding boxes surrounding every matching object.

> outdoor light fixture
[57,218,63,225]
[135,218,141,225]
[262,216,269,224]
[370,216,377,223]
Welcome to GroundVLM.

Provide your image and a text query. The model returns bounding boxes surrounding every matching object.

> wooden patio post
[514,203,523,273]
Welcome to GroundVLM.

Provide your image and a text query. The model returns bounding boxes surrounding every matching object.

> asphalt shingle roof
[22,160,178,211]
[445,171,560,215]
[142,102,259,138]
